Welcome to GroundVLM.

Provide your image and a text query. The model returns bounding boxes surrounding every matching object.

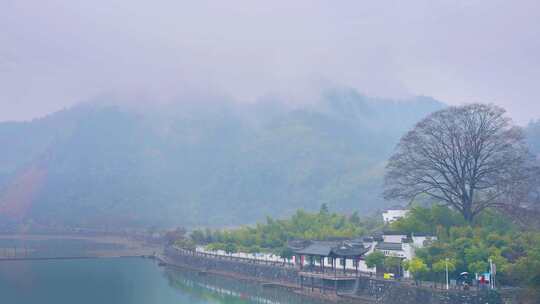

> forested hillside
[0,89,445,229]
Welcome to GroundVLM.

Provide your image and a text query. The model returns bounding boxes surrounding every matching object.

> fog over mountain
[2,1,540,123]
[0,89,444,229]
[527,120,540,157]
[1,1,539,230]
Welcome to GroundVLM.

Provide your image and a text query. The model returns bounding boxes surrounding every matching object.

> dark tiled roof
[291,240,368,257]
[375,242,403,251]
[371,231,384,241]
[287,239,312,251]
[382,230,408,236]
[331,242,369,257]
[294,241,336,256]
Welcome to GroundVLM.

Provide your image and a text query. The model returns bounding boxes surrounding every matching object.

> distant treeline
[388,206,540,291]
[184,205,540,296]
[188,204,381,256]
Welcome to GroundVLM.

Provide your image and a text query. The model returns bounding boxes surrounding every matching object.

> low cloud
[1,0,539,123]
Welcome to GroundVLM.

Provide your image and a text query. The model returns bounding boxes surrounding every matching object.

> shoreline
[160,248,505,304]
[0,234,161,259]
[156,254,350,303]
[0,233,143,243]
[0,255,153,262]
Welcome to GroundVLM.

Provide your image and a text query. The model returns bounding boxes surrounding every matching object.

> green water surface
[0,258,323,304]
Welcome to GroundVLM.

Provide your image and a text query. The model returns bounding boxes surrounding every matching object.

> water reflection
[0,255,326,304]
[0,238,125,258]
[164,267,325,304]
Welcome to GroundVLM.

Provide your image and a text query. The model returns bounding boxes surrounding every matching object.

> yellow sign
[383,273,395,280]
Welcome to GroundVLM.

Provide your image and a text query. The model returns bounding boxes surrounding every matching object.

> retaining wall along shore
[163,247,502,304]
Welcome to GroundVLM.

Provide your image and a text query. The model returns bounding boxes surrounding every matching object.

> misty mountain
[0,89,445,229]
[526,120,540,156]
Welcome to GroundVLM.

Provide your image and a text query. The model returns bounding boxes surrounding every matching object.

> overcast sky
[1,0,539,124]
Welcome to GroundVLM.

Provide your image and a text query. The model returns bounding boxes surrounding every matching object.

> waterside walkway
[160,246,503,304]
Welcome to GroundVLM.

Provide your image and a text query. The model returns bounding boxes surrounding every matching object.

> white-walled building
[411,234,437,248]
[382,208,409,224]
[372,232,437,278]
[191,231,436,279]
[382,233,407,243]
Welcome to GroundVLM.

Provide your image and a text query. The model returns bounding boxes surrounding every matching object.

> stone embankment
[162,246,502,304]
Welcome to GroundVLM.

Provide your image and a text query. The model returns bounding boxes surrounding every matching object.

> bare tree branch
[384,103,535,222]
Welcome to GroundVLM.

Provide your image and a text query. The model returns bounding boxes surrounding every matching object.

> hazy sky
[1,0,539,123]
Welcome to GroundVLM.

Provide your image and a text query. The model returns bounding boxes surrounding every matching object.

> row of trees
[188,204,379,256]
[183,204,539,290]
[181,205,539,294]
[364,205,540,291]
[364,251,454,287]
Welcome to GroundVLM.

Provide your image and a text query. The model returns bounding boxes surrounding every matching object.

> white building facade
[382,209,409,224]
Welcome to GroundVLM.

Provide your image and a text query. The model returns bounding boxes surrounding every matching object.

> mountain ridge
[0,89,449,229]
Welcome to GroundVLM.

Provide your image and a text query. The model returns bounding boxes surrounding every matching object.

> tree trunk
[463,210,473,223]
[462,198,474,223]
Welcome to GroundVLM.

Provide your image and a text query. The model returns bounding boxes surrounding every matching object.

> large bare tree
[384,103,532,222]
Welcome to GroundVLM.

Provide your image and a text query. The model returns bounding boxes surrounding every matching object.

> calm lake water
[0,237,125,258]
[0,258,324,304]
